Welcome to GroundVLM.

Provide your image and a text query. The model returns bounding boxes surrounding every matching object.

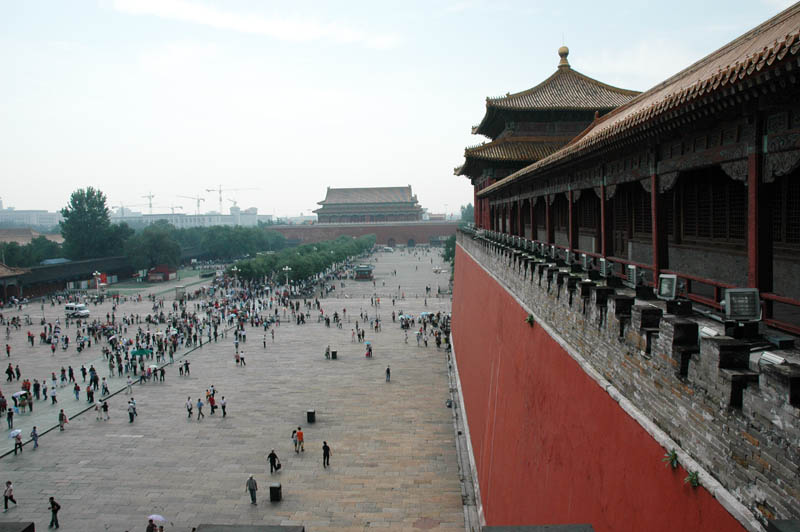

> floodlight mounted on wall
[623,265,639,289]
[657,274,678,301]
[721,288,762,322]
[599,258,612,278]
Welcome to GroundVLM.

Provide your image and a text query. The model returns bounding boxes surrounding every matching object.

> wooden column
[545,196,554,244]
[530,198,537,241]
[651,174,668,281]
[600,181,611,257]
[747,114,773,294]
[517,200,524,236]
[568,190,579,251]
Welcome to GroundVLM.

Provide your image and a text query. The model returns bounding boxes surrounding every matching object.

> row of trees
[0,188,289,270]
[0,236,62,268]
[231,235,376,282]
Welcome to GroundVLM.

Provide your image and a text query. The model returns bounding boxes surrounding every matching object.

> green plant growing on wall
[684,471,700,488]
[662,449,679,469]
[525,314,535,326]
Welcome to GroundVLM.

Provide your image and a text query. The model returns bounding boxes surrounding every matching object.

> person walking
[3,481,16,512]
[267,449,280,474]
[126,376,132,394]
[127,401,135,423]
[101,401,109,421]
[220,396,227,417]
[30,426,38,449]
[322,441,332,468]
[245,474,258,505]
[296,427,304,452]
[196,398,205,420]
[50,387,57,404]
[386,366,391,382]
[13,433,22,455]
[58,409,67,431]
[48,496,60,528]
[186,396,193,419]
[6,408,12,429]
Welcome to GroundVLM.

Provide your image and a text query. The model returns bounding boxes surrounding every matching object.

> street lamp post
[230,266,239,286]
[282,265,292,293]
[93,271,101,295]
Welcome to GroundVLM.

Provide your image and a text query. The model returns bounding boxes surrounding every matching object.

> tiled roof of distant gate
[485,49,640,112]
[318,187,418,205]
[479,4,800,198]
[0,263,29,279]
[464,137,569,162]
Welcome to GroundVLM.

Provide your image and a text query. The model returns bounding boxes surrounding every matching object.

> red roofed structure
[313,186,424,224]
[456,47,640,229]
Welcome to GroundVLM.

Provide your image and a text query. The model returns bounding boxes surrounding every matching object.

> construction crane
[177,195,206,216]
[206,185,259,214]
[142,192,156,214]
[228,199,239,208]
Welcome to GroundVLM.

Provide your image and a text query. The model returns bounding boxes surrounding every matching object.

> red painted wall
[452,245,745,532]
[271,222,458,245]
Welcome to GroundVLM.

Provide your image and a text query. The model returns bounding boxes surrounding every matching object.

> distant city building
[313,186,424,224]
[0,204,63,228]
[110,206,272,228]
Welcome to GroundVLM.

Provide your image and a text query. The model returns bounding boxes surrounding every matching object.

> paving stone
[0,249,462,531]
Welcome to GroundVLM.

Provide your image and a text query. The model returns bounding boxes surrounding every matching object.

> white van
[65,303,90,318]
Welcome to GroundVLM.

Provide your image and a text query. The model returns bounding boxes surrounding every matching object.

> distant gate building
[313,186,423,224]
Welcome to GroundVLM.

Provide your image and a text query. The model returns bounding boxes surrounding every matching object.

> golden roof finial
[558,46,570,69]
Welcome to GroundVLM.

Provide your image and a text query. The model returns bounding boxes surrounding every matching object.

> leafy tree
[443,234,456,264]
[460,203,474,223]
[60,187,129,259]
[0,236,63,267]
[125,222,181,270]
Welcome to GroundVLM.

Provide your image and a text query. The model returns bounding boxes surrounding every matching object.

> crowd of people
[0,244,453,529]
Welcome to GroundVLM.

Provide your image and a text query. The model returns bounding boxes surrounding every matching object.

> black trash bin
[307,410,316,423]
[331,350,337,360]
[269,483,282,502]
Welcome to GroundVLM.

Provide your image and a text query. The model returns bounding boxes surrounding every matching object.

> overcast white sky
[0,0,794,217]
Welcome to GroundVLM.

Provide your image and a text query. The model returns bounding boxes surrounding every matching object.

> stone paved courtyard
[0,248,461,532]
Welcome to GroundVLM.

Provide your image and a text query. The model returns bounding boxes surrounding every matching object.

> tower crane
[142,192,156,214]
[177,195,206,216]
[206,185,259,214]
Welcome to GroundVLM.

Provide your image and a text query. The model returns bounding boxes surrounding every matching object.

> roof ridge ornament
[558,45,570,69]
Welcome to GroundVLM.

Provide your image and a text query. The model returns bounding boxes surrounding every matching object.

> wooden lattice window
[632,184,652,235]
[679,168,746,244]
[577,192,599,232]
[773,176,800,247]
[553,194,569,230]
[663,189,674,237]
[534,197,546,228]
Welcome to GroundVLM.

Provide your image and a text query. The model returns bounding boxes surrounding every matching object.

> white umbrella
[148,514,166,523]
[8,429,21,439]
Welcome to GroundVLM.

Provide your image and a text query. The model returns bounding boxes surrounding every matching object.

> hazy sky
[0,0,793,217]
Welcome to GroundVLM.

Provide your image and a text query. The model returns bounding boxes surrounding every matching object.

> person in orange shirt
[296,427,304,452]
